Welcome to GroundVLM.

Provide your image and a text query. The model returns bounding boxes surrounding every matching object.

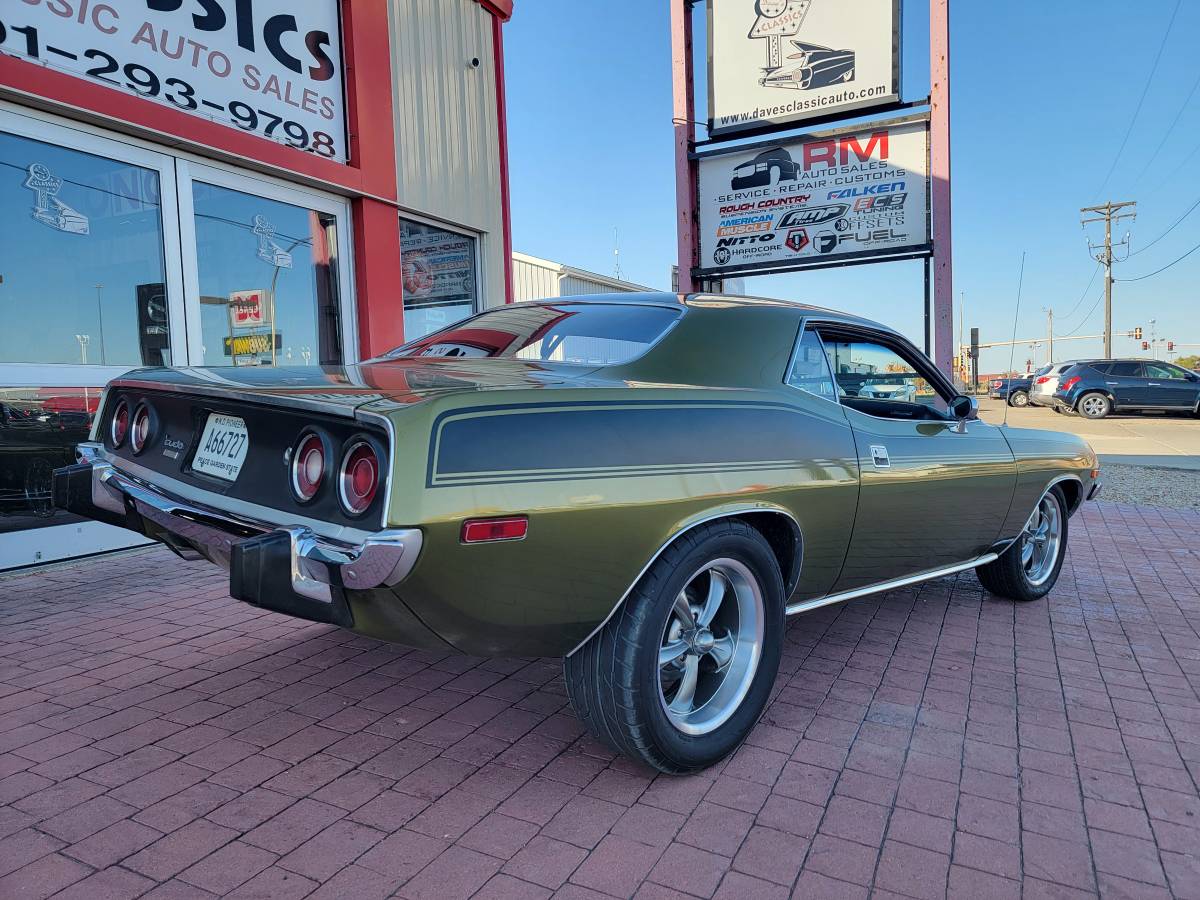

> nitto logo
[716,233,777,248]
[777,204,848,228]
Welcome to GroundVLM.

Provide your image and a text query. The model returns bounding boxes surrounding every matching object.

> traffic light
[1168,341,1174,352]
[1142,341,1150,350]
[1134,327,1143,340]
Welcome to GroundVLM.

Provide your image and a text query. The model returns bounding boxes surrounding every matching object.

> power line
[1136,67,1200,181]
[1060,262,1101,323]
[1118,239,1200,281]
[1094,0,1183,198]
[1129,195,1200,256]
[1060,293,1104,337]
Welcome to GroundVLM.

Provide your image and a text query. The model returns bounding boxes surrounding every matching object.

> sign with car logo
[696,116,930,276]
[708,0,901,137]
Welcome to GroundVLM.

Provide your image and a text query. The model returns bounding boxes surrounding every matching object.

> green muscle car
[54,294,1101,773]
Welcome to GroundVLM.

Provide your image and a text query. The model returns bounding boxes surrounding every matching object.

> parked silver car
[1030,362,1080,410]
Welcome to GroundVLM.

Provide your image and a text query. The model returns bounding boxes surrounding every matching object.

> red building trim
[477,0,515,21]
[493,15,514,305]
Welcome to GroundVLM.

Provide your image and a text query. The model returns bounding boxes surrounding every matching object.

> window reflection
[0,131,170,367]
[193,182,342,367]
[0,387,95,534]
[401,219,478,340]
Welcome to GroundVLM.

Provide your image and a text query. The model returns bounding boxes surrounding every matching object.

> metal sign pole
[672,0,698,295]
[930,0,954,375]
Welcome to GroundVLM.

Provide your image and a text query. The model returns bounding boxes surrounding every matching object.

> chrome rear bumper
[54,445,421,622]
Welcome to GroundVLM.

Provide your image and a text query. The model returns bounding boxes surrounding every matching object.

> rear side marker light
[130,404,151,454]
[338,441,380,516]
[111,400,130,447]
[292,433,325,502]
[461,517,528,544]
[1060,376,1082,392]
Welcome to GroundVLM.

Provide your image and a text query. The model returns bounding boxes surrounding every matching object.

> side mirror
[949,395,976,420]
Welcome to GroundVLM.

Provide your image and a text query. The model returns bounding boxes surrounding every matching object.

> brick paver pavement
[1,500,1198,899]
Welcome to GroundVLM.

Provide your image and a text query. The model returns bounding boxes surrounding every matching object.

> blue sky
[505,1,1200,373]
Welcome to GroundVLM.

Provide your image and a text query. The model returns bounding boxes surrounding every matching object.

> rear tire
[564,520,784,774]
[1077,392,1111,419]
[1008,391,1029,408]
[977,486,1068,602]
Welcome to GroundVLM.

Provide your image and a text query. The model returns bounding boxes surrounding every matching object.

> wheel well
[1076,389,1112,409]
[732,512,803,596]
[1055,478,1083,514]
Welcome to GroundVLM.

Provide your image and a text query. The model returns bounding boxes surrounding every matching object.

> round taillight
[291,433,325,502]
[130,404,151,454]
[110,400,130,448]
[338,441,380,516]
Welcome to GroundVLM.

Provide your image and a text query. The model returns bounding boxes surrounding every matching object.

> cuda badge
[870,445,890,468]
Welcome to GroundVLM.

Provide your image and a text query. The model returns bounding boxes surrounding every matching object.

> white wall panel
[389,0,505,308]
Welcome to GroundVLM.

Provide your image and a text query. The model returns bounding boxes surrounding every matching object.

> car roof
[513,291,892,333]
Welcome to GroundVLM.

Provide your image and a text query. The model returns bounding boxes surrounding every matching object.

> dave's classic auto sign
[709,0,900,136]
[697,117,929,275]
[2,0,346,161]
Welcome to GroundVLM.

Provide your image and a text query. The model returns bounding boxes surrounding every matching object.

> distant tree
[1176,354,1200,371]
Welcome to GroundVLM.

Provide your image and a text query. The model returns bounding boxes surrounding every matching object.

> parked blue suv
[1052,359,1200,419]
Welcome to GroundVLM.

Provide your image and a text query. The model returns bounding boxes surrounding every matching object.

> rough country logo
[24,164,89,235]
[750,0,856,93]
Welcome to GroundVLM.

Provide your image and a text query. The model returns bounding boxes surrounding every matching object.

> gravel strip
[1097,463,1200,509]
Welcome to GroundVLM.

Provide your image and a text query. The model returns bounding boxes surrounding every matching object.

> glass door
[0,106,186,568]
[177,162,356,370]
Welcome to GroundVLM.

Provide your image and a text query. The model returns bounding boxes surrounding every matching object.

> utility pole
[1046,307,1054,363]
[1080,200,1136,358]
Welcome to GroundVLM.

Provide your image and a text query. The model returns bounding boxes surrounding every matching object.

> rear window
[383,303,681,366]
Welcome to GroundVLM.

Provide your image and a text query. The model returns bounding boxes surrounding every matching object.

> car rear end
[1050,363,1100,413]
[52,375,439,642]
[988,378,1010,400]
[1030,363,1071,407]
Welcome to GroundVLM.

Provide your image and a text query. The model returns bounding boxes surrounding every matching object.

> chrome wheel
[1011,392,1028,407]
[1080,394,1108,418]
[1020,496,1062,587]
[658,559,763,736]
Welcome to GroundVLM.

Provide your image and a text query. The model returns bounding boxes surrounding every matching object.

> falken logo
[827,181,906,200]
[776,204,848,228]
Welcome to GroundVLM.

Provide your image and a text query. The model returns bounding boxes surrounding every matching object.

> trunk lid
[113,358,599,419]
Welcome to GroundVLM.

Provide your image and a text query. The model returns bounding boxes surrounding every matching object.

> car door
[1143,363,1196,408]
[1103,361,1147,407]
[814,327,1018,592]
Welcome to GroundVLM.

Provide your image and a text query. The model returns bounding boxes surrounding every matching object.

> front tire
[1078,392,1111,419]
[1008,390,1029,408]
[976,486,1068,602]
[564,520,784,774]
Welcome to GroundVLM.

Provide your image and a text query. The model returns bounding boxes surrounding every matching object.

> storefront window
[192,182,342,367]
[0,131,171,367]
[401,219,478,340]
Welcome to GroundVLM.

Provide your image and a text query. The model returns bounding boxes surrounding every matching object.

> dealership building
[0,0,515,568]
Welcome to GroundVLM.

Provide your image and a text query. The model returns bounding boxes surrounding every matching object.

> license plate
[192,414,249,481]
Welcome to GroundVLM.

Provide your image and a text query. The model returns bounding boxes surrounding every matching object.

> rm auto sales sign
[3,0,346,161]
[697,117,929,276]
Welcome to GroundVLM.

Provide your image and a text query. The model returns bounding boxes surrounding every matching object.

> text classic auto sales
[6,0,347,159]
[697,119,930,272]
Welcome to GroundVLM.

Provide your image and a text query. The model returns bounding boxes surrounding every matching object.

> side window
[1109,362,1142,377]
[820,335,951,416]
[786,329,837,400]
[1090,363,1112,375]
[1145,363,1185,380]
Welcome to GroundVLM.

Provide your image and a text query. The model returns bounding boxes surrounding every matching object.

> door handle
[1148,383,1161,387]
[1106,381,1118,385]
